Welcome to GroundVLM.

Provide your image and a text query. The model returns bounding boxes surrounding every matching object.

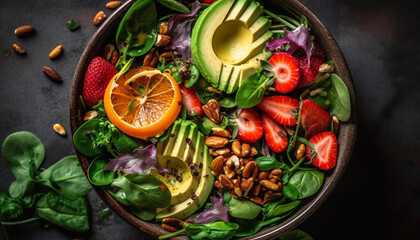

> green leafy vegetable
[262,200,301,220]
[279,229,313,240]
[36,192,89,232]
[225,193,261,219]
[184,64,200,88]
[111,173,171,221]
[235,69,274,108]
[194,78,222,104]
[88,156,114,186]
[66,20,80,31]
[255,156,286,171]
[184,221,239,240]
[157,0,190,14]
[326,73,351,121]
[218,96,236,109]
[288,170,324,199]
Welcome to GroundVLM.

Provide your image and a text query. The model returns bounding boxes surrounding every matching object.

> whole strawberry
[82,56,118,108]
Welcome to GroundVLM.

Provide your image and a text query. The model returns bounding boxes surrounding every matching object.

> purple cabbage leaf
[187,196,229,224]
[104,144,168,174]
[266,24,314,64]
[167,0,201,61]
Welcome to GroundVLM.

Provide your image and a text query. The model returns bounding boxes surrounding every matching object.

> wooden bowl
[70,0,357,239]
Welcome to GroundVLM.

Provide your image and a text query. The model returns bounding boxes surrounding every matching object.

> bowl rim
[69,0,357,239]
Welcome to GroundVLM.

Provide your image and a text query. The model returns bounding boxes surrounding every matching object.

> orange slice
[104,67,182,139]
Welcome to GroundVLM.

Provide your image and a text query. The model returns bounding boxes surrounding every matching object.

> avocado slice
[191,0,272,93]
[154,120,214,220]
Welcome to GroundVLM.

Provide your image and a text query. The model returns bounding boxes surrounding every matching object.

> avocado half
[191,0,273,94]
[153,120,214,221]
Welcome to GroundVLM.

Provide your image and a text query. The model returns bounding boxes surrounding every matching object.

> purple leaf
[187,196,229,224]
[104,144,168,174]
[266,25,314,64]
[167,0,201,61]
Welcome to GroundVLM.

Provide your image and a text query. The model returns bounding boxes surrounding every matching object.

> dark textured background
[1,0,419,239]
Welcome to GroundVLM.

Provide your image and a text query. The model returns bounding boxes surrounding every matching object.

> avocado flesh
[191,0,272,94]
[155,120,214,221]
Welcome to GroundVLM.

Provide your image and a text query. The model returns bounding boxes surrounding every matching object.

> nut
[111,50,119,66]
[240,178,254,197]
[295,143,306,160]
[159,22,168,34]
[270,169,282,176]
[214,180,223,189]
[162,217,183,232]
[319,63,334,73]
[251,183,261,196]
[250,146,258,156]
[258,171,270,181]
[14,25,34,37]
[159,51,177,63]
[42,66,62,82]
[263,191,274,203]
[105,1,123,9]
[143,48,159,67]
[93,11,107,26]
[49,44,62,59]
[226,155,240,169]
[211,127,232,138]
[53,123,66,136]
[204,136,229,148]
[219,175,233,189]
[259,180,279,191]
[209,147,230,157]
[83,110,98,121]
[102,43,116,62]
[332,116,340,134]
[223,166,235,179]
[202,100,223,123]
[233,187,242,198]
[210,156,224,174]
[250,196,263,205]
[232,140,251,157]
[12,43,26,55]
[154,34,172,47]
[242,161,258,179]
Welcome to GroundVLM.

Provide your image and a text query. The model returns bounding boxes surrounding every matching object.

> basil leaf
[184,221,239,240]
[228,197,261,219]
[157,0,190,14]
[255,156,286,171]
[288,170,324,199]
[235,71,273,108]
[327,73,351,121]
[262,200,301,220]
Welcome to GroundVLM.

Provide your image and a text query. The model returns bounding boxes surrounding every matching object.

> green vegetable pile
[0,131,91,240]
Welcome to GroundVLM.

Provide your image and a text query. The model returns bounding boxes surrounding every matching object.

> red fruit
[297,55,324,88]
[306,132,337,170]
[300,99,331,139]
[82,56,118,108]
[236,108,263,143]
[313,41,325,60]
[261,113,288,153]
[258,96,299,126]
[179,84,203,116]
[269,52,300,93]
[203,0,217,3]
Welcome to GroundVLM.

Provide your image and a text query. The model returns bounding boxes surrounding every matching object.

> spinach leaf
[226,193,261,219]
[234,216,284,237]
[218,96,237,109]
[115,0,157,70]
[36,191,89,232]
[288,170,324,199]
[194,78,222,104]
[255,156,286,171]
[327,73,351,121]
[157,0,190,14]
[38,156,91,199]
[2,131,45,198]
[262,200,301,220]
[279,229,313,240]
[184,64,200,88]
[88,156,114,186]
[184,221,239,240]
[112,131,143,154]
[111,173,171,221]
[282,183,299,201]
[235,70,274,108]
[73,118,106,157]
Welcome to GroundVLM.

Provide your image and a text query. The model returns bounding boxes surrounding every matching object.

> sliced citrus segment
[104,67,182,139]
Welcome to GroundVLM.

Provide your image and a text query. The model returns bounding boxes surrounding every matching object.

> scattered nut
[143,48,159,67]
[159,51,176,63]
[296,143,306,160]
[240,177,254,197]
[159,22,168,34]
[162,217,183,232]
[263,191,273,203]
[211,127,232,138]
[219,175,233,189]
[251,183,261,196]
[270,169,282,176]
[259,180,279,191]
[319,63,334,73]
[258,171,270,181]
[232,140,251,157]
[242,161,258,179]
[12,43,26,55]
[42,66,62,82]
[93,11,107,26]
[111,50,119,66]
[202,99,223,123]
[214,180,224,189]
[154,34,171,47]
[102,43,116,62]
[209,147,230,157]
[53,123,66,136]
[210,156,224,175]
[204,136,229,148]
[223,166,236,179]
[332,116,340,134]
[105,1,123,9]
[207,86,222,94]
[226,155,241,169]
[250,196,263,205]
[14,25,34,37]
[250,146,258,156]
[49,44,62,59]
[83,110,98,121]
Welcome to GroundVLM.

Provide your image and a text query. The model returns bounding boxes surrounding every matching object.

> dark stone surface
[0,0,419,239]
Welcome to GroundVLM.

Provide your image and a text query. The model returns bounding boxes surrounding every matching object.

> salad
[73,0,351,239]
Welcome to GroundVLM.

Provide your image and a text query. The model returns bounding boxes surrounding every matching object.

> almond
[93,11,107,26]
[53,123,66,136]
[12,43,26,55]
[14,25,34,37]
[210,156,224,174]
[49,44,62,59]
[83,110,98,121]
[42,66,62,82]
[105,1,123,9]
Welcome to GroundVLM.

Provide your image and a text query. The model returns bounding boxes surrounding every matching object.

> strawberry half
[306,132,337,170]
[179,84,203,116]
[82,56,118,108]
[269,52,300,93]
[236,108,263,143]
[261,113,288,153]
[297,55,324,88]
[258,96,299,126]
[300,99,332,139]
